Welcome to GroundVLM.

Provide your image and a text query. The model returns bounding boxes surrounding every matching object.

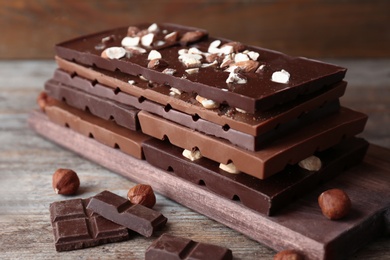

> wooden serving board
[28,111,390,260]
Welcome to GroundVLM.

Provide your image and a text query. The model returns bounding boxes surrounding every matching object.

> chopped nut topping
[233,60,260,73]
[128,80,136,85]
[234,53,250,63]
[272,69,290,84]
[235,108,247,113]
[298,155,322,171]
[195,95,220,109]
[219,162,240,174]
[147,58,168,69]
[226,71,247,84]
[222,41,246,53]
[102,47,126,59]
[179,53,202,68]
[180,31,207,44]
[164,31,178,42]
[127,26,140,37]
[169,87,182,96]
[162,68,177,75]
[121,36,140,47]
[141,33,154,46]
[182,148,203,161]
[185,68,199,74]
[201,60,218,68]
[147,23,159,33]
[247,51,260,61]
[125,46,147,55]
[148,50,162,60]
[208,40,222,54]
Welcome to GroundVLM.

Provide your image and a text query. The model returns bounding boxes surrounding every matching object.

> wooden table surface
[0,60,389,259]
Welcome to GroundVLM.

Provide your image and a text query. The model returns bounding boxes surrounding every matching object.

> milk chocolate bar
[138,109,367,179]
[87,190,167,237]
[45,99,150,159]
[49,198,130,251]
[145,233,233,260]
[56,57,347,136]
[45,73,341,151]
[55,23,346,113]
[143,137,368,215]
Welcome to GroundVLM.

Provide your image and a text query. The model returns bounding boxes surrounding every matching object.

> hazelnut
[52,168,80,195]
[274,250,304,260]
[318,188,351,220]
[127,184,156,208]
[37,91,48,112]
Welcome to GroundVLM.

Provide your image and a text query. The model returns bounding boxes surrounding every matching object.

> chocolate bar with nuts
[55,23,346,113]
[142,137,368,215]
[138,109,367,179]
[49,198,130,251]
[87,190,167,237]
[44,98,150,159]
[56,57,347,136]
[45,71,342,151]
[145,233,233,260]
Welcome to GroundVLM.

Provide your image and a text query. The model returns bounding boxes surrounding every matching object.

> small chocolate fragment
[87,190,167,237]
[49,198,129,251]
[145,233,233,260]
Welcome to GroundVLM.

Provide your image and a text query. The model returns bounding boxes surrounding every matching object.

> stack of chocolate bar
[42,23,368,216]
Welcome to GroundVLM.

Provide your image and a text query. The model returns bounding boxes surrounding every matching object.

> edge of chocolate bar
[55,23,346,113]
[145,233,233,260]
[143,137,368,215]
[87,190,167,237]
[49,198,130,251]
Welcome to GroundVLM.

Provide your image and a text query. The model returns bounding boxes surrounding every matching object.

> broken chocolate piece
[145,233,233,260]
[49,198,130,251]
[45,99,150,159]
[87,190,167,237]
[55,23,346,113]
[143,137,368,215]
[138,109,367,179]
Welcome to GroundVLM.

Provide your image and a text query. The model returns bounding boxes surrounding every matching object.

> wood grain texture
[28,111,390,259]
[0,60,389,259]
[1,0,390,59]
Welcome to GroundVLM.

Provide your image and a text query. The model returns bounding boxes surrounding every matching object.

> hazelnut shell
[318,188,351,220]
[52,168,80,195]
[127,184,156,208]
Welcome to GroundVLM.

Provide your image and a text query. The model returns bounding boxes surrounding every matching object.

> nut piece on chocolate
[274,249,304,260]
[87,190,167,237]
[145,233,233,260]
[52,168,80,195]
[318,188,351,220]
[127,184,156,208]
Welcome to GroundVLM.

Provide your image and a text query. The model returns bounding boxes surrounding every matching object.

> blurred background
[1,0,389,59]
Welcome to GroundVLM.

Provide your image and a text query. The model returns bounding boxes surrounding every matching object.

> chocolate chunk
[45,72,342,151]
[45,79,140,131]
[145,233,233,260]
[56,58,347,136]
[44,99,150,159]
[49,198,130,251]
[55,23,346,113]
[87,190,167,237]
[143,137,368,215]
[138,109,367,179]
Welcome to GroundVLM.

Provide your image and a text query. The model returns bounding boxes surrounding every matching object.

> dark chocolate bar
[56,57,347,136]
[87,190,167,237]
[45,79,140,131]
[45,72,342,151]
[145,233,233,260]
[55,23,346,113]
[49,198,130,251]
[143,137,368,215]
[45,99,150,159]
[138,109,367,179]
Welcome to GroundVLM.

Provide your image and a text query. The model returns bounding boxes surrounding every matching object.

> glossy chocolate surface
[55,23,346,113]
[45,99,150,159]
[143,137,368,215]
[145,233,233,260]
[87,190,167,237]
[49,198,130,251]
[53,62,347,136]
[138,109,367,179]
[45,72,341,151]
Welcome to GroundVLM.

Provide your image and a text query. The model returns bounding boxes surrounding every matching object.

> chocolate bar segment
[87,190,167,237]
[138,109,367,179]
[49,198,130,251]
[45,73,341,151]
[56,57,347,136]
[145,233,233,260]
[45,99,150,159]
[143,137,368,215]
[55,23,346,113]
